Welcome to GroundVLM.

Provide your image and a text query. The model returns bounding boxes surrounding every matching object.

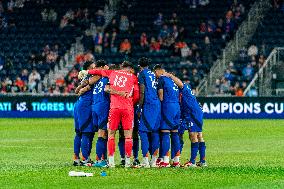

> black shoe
[73,161,82,166]
[133,159,140,167]
[120,159,125,166]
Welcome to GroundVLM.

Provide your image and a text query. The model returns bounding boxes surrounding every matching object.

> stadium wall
[0,95,283,119]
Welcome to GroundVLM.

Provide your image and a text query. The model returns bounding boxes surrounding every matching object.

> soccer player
[74,61,96,166]
[137,57,161,168]
[153,65,181,167]
[88,60,110,167]
[164,72,207,167]
[80,61,139,168]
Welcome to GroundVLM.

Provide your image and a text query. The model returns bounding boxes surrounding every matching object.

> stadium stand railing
[244,47,284,96]
[196,0,271,96]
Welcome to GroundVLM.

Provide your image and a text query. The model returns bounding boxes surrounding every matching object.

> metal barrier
[197,0,271,96]
[244,47,284,96]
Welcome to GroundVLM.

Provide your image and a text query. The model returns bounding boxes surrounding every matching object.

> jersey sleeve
[88,69,112,77]
[157,77,165,90]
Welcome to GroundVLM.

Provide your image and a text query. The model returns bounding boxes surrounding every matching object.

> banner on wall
[0,95,283,118]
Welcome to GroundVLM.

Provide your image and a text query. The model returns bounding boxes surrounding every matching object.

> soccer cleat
[125,158,131,168]
[156,158,162,166]
[196,161,208,167]
[132,159,140,168]
[73,160,81,166]
[108,163,115,168]
[171,162,181,168]
[93,160,108,168]
[120,159,125,167]
[159,162,171,168]
[183,161,197,168]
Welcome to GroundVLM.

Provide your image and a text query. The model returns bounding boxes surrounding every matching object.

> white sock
[125,157,131,165]
[143,157,149,165]
[173,156,180,163]
[151,156,157,164]
[163,156,169,164]
[109,156,115,165]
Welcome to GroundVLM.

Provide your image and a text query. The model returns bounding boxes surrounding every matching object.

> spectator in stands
[159,24,169,39]
[207,19,216,33]
[28,69,41,92]
[174,40,187,56]
[20,69,28,83]
[106,18,119,33]
[140,32,149,49]
[258,55,265,67]
[128,21,135,34]
[242,63,254,81]
[0,0,4,14]
[224,69,234,81]
[178,26,186,40]
[119,15,129,32]
[7,0,15,12]
[246,86,258,97]
[199,21,207,34]
[48,9,57,22]
[172,25,179,39]
[94,30,104,54]
[120,38,131,54]
[41,9,48,21]
[233,82,244,96]
[15,76,25,92]
[202,36,213,64]
[110,30,118,53]
[103,32,110,52]
[55,76,65,88]
[154,12,164,28]
[95,9,105,28]
[215,18,224,39]
[220,77,230,94]
[247,44,258,56]
[149,37,160,52]
[181,43,190,58]
[169,12,180,26]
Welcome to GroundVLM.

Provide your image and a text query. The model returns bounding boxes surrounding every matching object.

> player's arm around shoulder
[164,72,184,89]
[88,75,101,85]
[157,77,164,101]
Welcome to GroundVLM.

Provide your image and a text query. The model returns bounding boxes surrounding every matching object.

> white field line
[0,145,73,150]
[0,138,68,142]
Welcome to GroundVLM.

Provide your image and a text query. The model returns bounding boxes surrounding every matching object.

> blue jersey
[138,68,159,104]
[181,84,203,126]
[92,77,110,105]
[157,76,180,104]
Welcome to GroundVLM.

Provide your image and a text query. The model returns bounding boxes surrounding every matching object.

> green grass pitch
[0,119,284,189]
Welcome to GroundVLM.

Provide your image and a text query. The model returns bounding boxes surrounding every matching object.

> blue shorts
[179,119,190,135]
[183,115,203,133]
[92,103,109,131]
[160,103,180,130]
[77,100,94,133]
[139,103,161,132]
[74,102,80,132]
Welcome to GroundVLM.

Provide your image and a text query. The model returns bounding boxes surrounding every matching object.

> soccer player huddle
[73,57,207,168]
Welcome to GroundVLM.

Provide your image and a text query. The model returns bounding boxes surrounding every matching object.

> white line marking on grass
[0,139,68,142]
[0,145,73,150]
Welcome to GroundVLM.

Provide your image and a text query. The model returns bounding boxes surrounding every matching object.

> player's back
[138,68,159,104]
[158,76,179,104]
[92,77,110,105]
[78,78,93,103]
[109,70,137,109]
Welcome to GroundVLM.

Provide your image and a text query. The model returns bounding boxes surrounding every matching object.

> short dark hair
[96,59,107,68]
[153,64,163,71]
[138,57,151,67]
[121,61,134,69]
[83,61,94,70]
[109,64,120,70]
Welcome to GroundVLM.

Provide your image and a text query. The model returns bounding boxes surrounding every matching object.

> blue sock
[88,133,94,157]
[190,142,199,164]
[96,137,105,160]
[180,134,184,155]
[102,138,107,160]
[171,132,181,158]
[133,137,139,159]
[81,133,91,161]
[199,142,206,163]
[161,132,170,157]
[159,132,163,158]
[139,131,149,157]
[118,137,125,159]
[73,132,81,159]
[151,132,160,156]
